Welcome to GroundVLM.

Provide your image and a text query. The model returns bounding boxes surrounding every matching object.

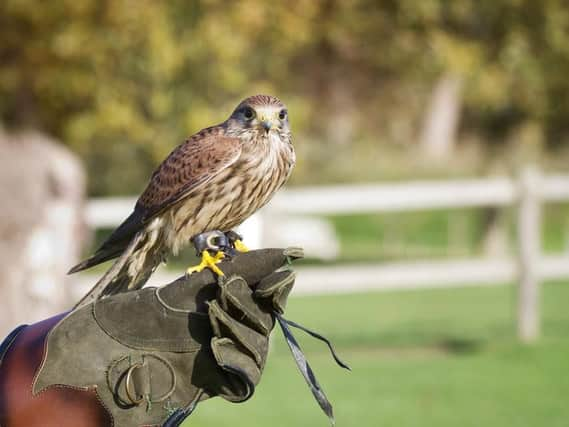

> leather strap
[275,313,350,425]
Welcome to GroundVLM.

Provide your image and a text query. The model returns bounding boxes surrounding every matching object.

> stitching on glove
[155,288,208,315]
[207,302,263,366]
[210,338,257,403]
[220,277,271,335]
[218,276,249,314]
[283,247,304,259]
[255,271,295,298]
[210,337,233,366]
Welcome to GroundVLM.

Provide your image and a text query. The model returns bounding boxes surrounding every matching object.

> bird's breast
[165,139,294,254]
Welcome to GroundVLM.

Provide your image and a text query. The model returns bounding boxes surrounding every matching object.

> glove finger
[208,300,268,367]
[154,248,303,313]
[210,337,261,403]
[217,276,274,335]
[217,247,304,285]
[254,269,296,314]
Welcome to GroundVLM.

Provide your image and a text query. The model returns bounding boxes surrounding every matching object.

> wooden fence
[83,167,569,342]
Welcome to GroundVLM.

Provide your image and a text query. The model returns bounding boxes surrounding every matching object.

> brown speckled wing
[137,127,241,219]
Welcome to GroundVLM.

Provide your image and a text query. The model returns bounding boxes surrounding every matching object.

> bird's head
[226,94,290,138]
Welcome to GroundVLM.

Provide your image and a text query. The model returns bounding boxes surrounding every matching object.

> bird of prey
[69,94,295,306]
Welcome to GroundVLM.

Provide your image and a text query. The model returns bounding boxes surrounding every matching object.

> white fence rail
[86,174,569,224]
[82,167,569,342]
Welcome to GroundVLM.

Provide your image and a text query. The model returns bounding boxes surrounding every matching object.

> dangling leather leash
[275,312,350,425]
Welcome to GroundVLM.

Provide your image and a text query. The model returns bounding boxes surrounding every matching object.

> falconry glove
[0,248,301,427]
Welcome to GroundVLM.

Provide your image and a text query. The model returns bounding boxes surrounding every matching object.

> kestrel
[70,95,295,305]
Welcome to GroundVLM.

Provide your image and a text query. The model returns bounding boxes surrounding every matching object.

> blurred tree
[1,0,569,195]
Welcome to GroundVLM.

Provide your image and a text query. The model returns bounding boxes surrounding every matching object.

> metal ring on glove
[125,362,145,405]
[123,357,177,405]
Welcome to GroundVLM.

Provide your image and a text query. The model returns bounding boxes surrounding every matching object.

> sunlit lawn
[185,281,569,427]
[88,210,569,426]
[329,204,569,262]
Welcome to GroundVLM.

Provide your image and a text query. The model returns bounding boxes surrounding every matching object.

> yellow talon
[234,239,249,253]
[187,250,225,276]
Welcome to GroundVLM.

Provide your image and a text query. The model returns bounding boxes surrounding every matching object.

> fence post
[517,166,542,342]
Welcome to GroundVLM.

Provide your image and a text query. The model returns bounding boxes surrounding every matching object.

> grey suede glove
[33,248,302,427]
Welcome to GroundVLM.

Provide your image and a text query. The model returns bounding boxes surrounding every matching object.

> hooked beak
[261,120,272,132]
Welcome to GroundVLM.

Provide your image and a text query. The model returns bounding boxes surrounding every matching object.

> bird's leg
[225,230,250,253]
[186,229,251,277]
[186,231,228,277]
[186,250,225,276]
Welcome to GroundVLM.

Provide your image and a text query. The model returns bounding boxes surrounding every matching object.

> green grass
[184,281,569,427]
[329,209,485,261]
[329,204,569,263]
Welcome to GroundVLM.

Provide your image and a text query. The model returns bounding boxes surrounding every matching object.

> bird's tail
[67,248,122,274]
[68,210,145,274]
[73,231,160,309]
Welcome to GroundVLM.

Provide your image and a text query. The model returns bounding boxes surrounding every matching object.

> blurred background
[1,1,569,426]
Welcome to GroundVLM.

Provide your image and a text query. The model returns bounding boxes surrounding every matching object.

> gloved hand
[0,248,302,427]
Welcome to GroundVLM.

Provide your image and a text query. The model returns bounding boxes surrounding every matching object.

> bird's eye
[279,109,287,120]
[242,107,255,120]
